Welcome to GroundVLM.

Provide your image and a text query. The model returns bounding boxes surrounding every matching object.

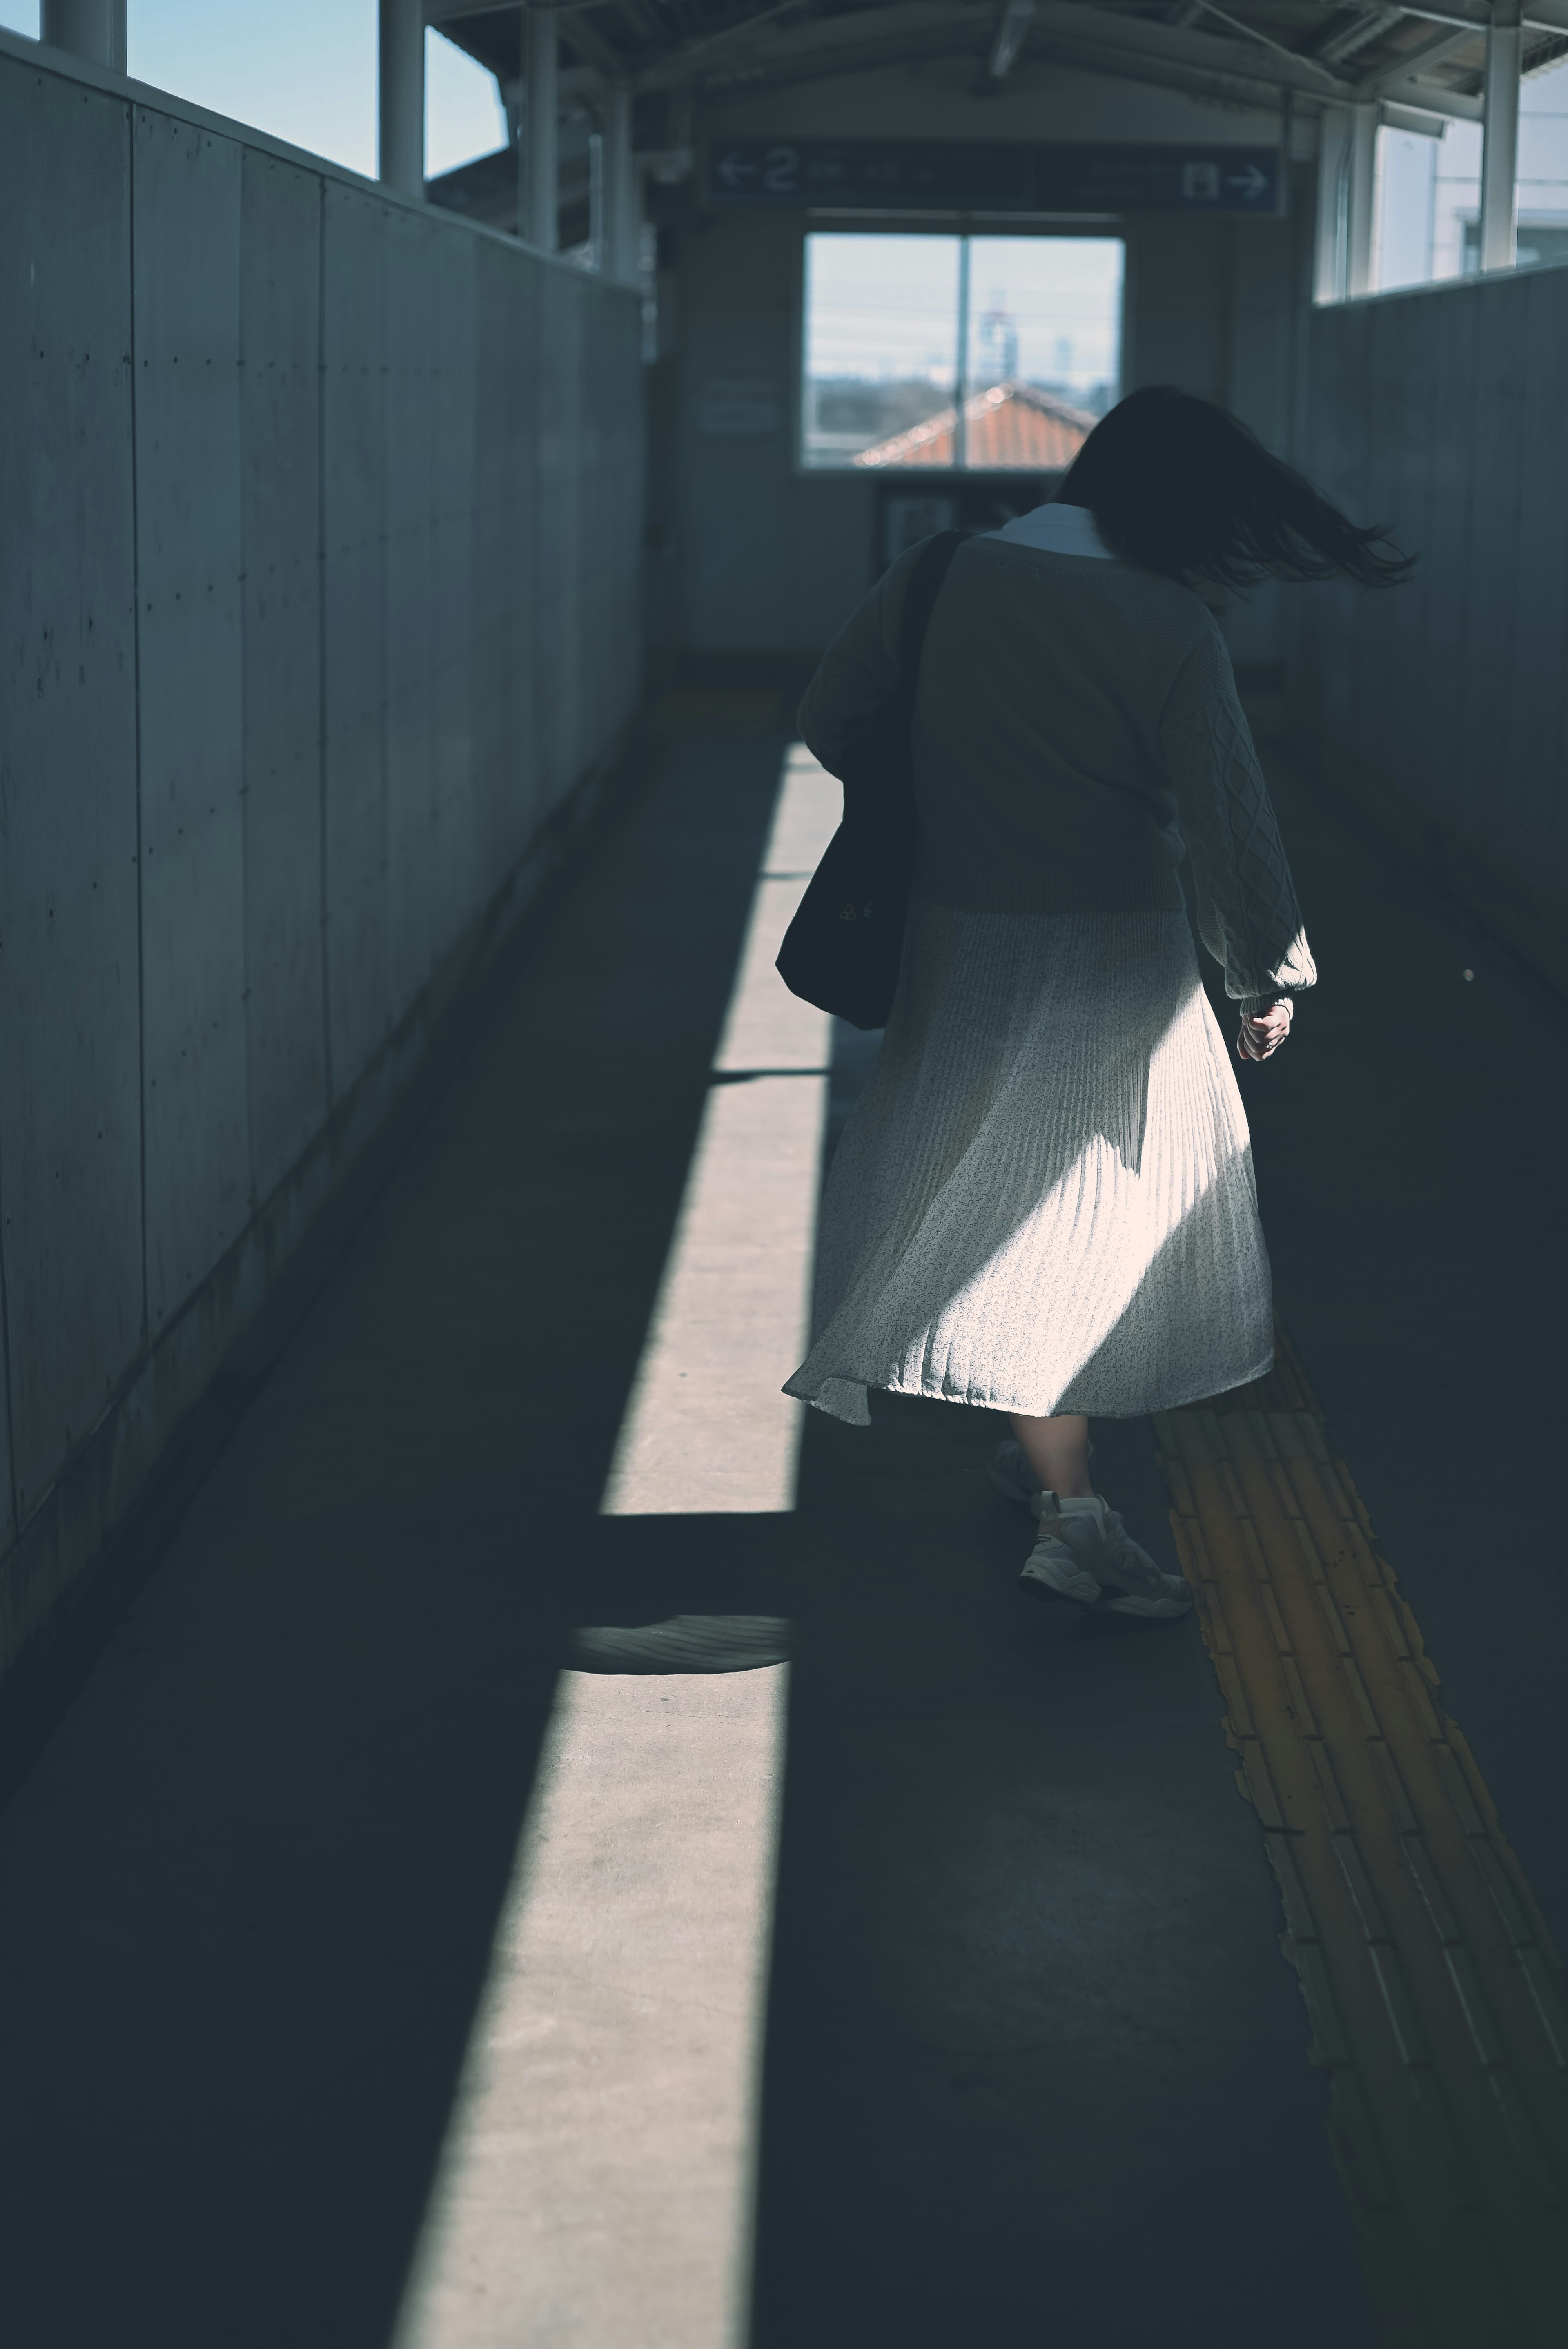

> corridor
[1,698,1564,2346]
[7,3,1568,2341]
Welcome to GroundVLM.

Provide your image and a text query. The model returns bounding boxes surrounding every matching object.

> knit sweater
[797,504,1317,1011]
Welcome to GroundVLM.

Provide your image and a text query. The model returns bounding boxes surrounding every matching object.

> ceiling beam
[701,22,1493,133]
[1031,2,1357,96]
[640,0,1373,100]
[686,23,1320,124]
[1182,0,1353,88]
[614,0,664,41]
[1374,0,1568,35]
[635,0,981,89]
[987,0,1036,79]
[1381,70,1483,114]
[1021,16,1504,117]
[617,0,1511,129]
[1025,25,1338,111]
[1316,7,1404,66]
[1355,22,1483,93]
[553,4,626,78]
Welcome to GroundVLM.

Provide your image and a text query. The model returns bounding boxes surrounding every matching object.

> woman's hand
[1237,997,1292,1062]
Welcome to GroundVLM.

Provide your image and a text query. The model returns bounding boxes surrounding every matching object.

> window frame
[791,218,1128,480]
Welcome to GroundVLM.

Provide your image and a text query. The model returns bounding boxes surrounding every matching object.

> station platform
[0,702,1564,2349]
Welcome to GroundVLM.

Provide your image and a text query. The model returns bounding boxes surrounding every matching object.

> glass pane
[801,234,960,470]
[1374,129,1439,293]
[1372,57,1568,292]
[961,237,1123,472]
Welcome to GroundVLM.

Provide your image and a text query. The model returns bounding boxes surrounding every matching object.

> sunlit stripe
[392,744,843,2349]
[392,1668,788,2349]
[602,744,838,1516]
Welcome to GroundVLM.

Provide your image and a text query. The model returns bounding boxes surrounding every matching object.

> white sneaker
[987,1437,1094,1517]
[1019,1493,1192,1620]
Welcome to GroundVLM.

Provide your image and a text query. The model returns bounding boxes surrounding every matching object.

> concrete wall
[1293,262,1568,987]
[0,36,643,1688]
[647,57,1316,674]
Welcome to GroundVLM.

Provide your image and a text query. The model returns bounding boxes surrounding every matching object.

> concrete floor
[0,717,1560,2347]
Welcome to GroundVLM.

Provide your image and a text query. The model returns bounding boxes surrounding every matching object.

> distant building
[852,382,1098,470]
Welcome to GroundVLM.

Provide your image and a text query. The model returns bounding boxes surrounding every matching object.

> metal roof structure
[429,0,1568,133]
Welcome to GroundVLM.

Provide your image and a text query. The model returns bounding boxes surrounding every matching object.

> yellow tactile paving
[1155,1335,1568,2349]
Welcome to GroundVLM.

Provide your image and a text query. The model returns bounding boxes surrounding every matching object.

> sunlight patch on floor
[392,744,841,2349]
[601,742,839,1517]
[392,1669,788,2349]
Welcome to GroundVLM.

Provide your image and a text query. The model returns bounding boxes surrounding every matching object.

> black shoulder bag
[775,530,962,1032]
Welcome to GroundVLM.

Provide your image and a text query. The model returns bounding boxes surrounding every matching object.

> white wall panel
[1457,280,1523,849]
[133,109,250,1335]
[1366,291,1434,792]
[0,67,142,1531]
[682,306,793,656]
[471,239,526,889]
[537,268,584,811]
[1126,212,1232,404]
[614,293,647,722]
[1356,299,1405,786]
[505,252,543,872]
[574,281,607,784]
[240,151,328,1206]
[1301,265,1568,950]
[1305,299,1367,758]
[0,35,644,1644]
[1505,271,1568,877]
[601,289,646,739]
[322,186,391,1099]
[384,206,437,1020]
[1224,207,1309,670]
[1422,285,1480,832]
[433,236,478,959]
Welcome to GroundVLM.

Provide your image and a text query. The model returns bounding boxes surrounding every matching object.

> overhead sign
[708,140,1283,215]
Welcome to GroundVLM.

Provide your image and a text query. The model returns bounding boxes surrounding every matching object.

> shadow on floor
[0,726,1379,2349]
[0,734,786,2349]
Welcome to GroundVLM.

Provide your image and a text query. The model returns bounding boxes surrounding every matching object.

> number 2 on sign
[764,146,800,194]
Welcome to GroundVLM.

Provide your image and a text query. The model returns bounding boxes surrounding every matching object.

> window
[801,232,1123,472]
[1372,57,1568,292]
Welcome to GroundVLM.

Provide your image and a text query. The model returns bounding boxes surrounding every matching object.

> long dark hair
[1056,386,1414,593]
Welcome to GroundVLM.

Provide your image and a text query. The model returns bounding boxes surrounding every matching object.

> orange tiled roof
[851,382,1098,470]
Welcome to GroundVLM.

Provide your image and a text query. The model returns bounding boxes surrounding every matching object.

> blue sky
[0,1,508,179]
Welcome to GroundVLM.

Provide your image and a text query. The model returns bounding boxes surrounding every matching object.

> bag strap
[893,529,964,713]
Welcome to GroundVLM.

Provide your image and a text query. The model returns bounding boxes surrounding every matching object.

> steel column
[378,0,425,197]
[1346,100,1378,297]
[602,85,639,285]
[526,8,559,253]
[953,235,971,470]
[1480,0,1523,271]
[1314,107,1352,303]
[40,0,125,69]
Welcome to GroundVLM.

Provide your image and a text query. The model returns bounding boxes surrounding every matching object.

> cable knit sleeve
[795,541,924,780]
[1158,624,1318,1011]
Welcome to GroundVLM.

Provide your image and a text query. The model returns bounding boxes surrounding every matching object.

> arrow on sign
[716,151,760,190]
[1226,165,1270,202]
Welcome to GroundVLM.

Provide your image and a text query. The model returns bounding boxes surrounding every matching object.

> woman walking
[784,387,1409,1619]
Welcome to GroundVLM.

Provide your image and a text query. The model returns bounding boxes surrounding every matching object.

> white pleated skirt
[784,900,1274,1426]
